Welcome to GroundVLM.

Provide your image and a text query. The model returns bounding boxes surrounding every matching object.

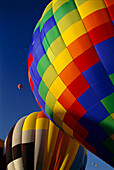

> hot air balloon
[18,84,23,90]
[0,139,5,169]
[28,0,114,167]
[3,111,87,170]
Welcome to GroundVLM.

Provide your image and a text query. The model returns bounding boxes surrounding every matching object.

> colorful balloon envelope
[3,111,87,170]
[28,0,114,167]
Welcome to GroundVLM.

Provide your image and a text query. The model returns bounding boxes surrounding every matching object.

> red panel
[68,74,90,98]
[36,98,42,109]
[73,132,85,145]
[107,5,114,21]
[58,88,76,110]
[74,47,100,72]
[29,77,34,91]
[63,113,77,131]
[67,100,86,121]
[88,21,114,45]
[28,52,33,69]
[73,122,88,139]
[37,111,47,119]
[84,141,97,154]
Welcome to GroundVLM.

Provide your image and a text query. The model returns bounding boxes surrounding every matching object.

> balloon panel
[28,0,114,167]
[3,112,87,170]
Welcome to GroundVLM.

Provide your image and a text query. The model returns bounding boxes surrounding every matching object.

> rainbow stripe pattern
[28,0,114,167]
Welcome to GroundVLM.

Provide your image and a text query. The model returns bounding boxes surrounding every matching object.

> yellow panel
[110,113,114,119]
[53,48,73,74]
[49,76,66,99]
[77,0,106,19]
[57,9,81,34]
[62,20,86,46]
[53,0,69,13]
[47,47,56,63]
[42,121,59,170]
[53,101,66,120]
[85,148,87,155]
[62,123,73,137]
[60,138,79,170]
[42,65,58,88]
[45,90,56,111]
[22,112,38,131]
[50,36,66,57]
[53,113,63,128]
[36,118,49,130]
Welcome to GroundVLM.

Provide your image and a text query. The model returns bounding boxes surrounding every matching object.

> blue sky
[0,0,113,169]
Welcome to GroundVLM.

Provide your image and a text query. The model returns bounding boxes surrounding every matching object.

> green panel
[54,0,77,23]
[45,91,57,111]
[111,156,114,162]
[99,115,114,136]
[33,20,40,33]
[103,137,114,154]
[40,8,53,31]
[42,36,49,52]
[109,73,114,86]
[45,104,53,119]
[37,54,51,78]
[38,81,49,101]
[101,93,114,114]
[43,25,60,48]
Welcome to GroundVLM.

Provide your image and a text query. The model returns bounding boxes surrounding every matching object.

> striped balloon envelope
[0,139,5,169]
[3,111,87,170]
[28,0,114,167]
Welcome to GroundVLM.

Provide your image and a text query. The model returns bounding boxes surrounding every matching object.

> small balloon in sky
[92,163,95,166]
[17,84,23,90]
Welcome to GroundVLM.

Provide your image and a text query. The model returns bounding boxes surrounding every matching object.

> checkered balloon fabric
[28,0,114,167]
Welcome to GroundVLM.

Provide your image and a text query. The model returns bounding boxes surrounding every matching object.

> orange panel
[68,33,92,59]
[59,61,81,86]
[83,8,110,31]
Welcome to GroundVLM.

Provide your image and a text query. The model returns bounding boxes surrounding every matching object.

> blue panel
[92,76,114,100]
[83,61,108,86]
[78,112,98,132]
[30,64,42,86]
[85,125,109,147]
[32,43,46,64]
[95,37,114,75]
[77,88,99,111]
[28,43,33,58]
[33,86,45,109]
[96,144,113,162]
[88,102,109,123]
[41,16,56,41]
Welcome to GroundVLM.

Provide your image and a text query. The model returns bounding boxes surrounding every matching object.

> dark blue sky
[0,0,113,169]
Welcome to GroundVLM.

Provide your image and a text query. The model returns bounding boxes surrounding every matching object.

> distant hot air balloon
[3,111,87,170]
[92,163,95,166]
[28,0,114,167]
[18,84,23,90]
